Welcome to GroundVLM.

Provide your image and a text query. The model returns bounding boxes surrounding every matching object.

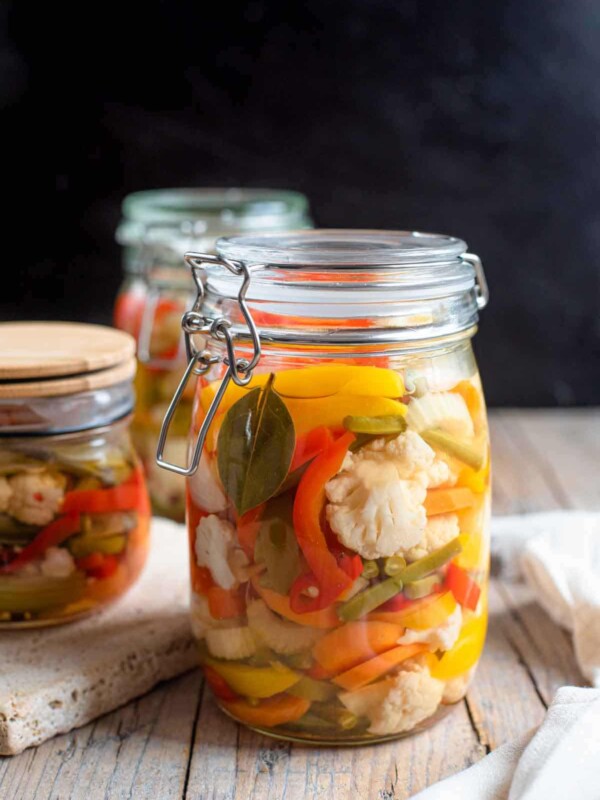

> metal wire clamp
[155,253,262,476]
[463,253,489,310]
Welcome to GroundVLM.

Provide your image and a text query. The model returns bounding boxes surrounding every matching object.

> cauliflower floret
[368,662,444,735]
[194,514,236,590]
[401,513,460,561]
[0,476,12,513]
[326,461,427,558]
[325,430,449,560]
[442,669,474,704]
[355,429,450,488]
[7,471,65,526]
[398,605,463,652]
[188,452,227,513]
[40,546,76,578]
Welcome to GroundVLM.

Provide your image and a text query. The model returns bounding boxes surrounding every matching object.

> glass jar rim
[117,188,310,243]
[195,228,486,347]
[217,229,467,267]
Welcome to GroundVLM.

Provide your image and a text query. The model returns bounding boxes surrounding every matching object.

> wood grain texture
[1,409,598,800]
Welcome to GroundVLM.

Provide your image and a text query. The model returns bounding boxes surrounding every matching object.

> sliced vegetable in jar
[205,659,301,698]
[421,429,487,472]
[397,537,462,583]
[337,575,404,622]
[0,571,87,613]
[343,415,407,435]
[292,431,356,609]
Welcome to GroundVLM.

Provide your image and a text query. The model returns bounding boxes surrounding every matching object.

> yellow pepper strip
[200,365,405,413]
[369,591,457,631]
[430,610,488,680]
[457,457,490,494]
[205,658,301,698]
[455,533,486,571]
[285,395,407,438]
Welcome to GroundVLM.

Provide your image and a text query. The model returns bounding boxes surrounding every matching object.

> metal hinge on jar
[155,253,262,476]
[463,253,489,310]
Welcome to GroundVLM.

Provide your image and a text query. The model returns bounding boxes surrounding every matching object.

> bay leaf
[217,374,296,515]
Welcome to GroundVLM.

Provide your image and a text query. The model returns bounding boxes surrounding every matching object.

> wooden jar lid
[0,322,137,398]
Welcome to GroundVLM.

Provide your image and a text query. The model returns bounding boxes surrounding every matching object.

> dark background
[2,0,599,406]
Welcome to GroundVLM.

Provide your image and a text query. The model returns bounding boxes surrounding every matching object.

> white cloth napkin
[412,510,600,799]
[412,686,600,800]
[492,510,600,687]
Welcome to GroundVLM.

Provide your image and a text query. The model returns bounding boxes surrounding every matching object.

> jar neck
[0,381,134,436]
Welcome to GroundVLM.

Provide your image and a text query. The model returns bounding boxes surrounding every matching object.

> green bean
[343,415,407,435]
[312,704,358,730]
[403,574,441,600]
[288,677,338,702]
[383,555,406,577]
[421,429,486,471]
[362,560,380,580]
[398,537,463,584]
[338,575,403,621]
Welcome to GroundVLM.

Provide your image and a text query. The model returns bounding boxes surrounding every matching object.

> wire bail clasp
[463,253,489,310]
[155,252,262,476]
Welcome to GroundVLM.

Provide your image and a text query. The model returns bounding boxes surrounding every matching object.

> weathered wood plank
[508,409,600,510]
[496,581,586,702]
[489,413,564,514]
[0,670,202,800]
[464,580,547,752]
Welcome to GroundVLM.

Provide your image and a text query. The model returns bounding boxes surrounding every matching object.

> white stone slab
[0,518,196,755]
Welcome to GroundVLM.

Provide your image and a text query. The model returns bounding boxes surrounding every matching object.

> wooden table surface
[1,409,598,800]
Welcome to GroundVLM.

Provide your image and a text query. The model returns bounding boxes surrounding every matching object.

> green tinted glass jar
[114,189,312,521]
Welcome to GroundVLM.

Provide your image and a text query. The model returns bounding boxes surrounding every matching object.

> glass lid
[118,188,310,240]
[193,229,488,347]
[217,229,467,266]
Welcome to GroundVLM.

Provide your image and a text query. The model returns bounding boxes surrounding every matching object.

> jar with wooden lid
[0,322,150,627]
[157,230,491,744]
[114,188,313,522]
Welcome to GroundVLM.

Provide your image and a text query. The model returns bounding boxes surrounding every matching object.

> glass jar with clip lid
[156,230,491,744]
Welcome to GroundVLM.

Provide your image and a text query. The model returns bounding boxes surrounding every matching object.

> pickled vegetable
[186,364,490,743]
[0,430,150,627]
[0,572,86,613]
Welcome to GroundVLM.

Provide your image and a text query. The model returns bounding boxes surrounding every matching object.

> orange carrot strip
[424,487,475,516]
[221,695,310,728]
[332,644,427,692]
[312,621,404,675]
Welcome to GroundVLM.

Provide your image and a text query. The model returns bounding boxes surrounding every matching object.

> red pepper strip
[291,431,356,610]
[290,426,335,472]
[445,562,481,611]
[76,552,119,579]
[62,465,149,516]
[335,551,363,581]
[379,593,417,613]
[289,572,325,613]
[236,505,265,556]
[0,513,81,574]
